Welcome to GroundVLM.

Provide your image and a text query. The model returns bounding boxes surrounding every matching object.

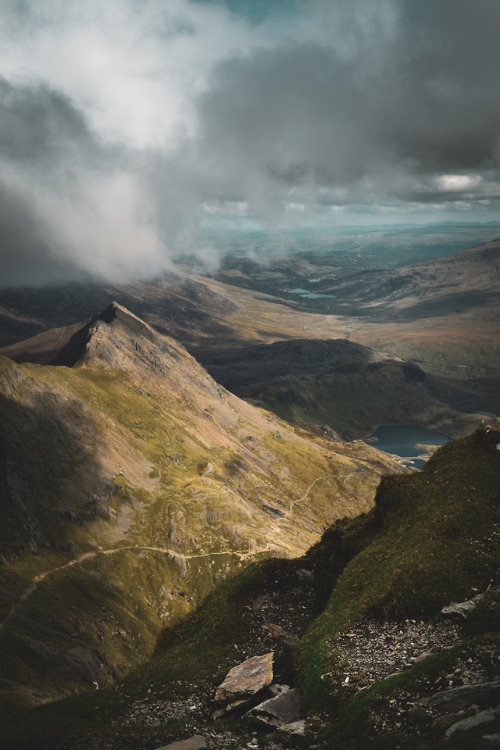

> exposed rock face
[215,653,274,703]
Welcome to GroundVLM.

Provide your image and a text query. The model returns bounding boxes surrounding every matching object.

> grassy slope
[0,428,498,749]
[294,426,500,712]
[0,320,398,704]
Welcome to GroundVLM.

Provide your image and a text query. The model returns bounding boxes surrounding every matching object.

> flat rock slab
[423,681,500,711]
[215,652,274,702]
[441,593,484,620]
[246,687,304,728]
[155,736,207,750]
[446,709,500,739]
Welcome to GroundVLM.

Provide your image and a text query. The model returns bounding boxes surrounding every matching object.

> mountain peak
[0,301,170,370]
[97,300,124,323]
[92,301,160,346]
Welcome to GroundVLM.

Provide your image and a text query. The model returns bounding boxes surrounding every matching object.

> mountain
[322,238,500,318]
[201,337,486,440]
[0,303,400,704]
[2,426,498,749]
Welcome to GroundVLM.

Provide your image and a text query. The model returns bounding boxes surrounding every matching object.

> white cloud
[437,174,482,192]
[0,0,500,286]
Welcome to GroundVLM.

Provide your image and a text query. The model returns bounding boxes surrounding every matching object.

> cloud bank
[1,0,499,285]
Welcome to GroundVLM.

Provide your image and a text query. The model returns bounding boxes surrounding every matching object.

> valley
[0,225,499,748]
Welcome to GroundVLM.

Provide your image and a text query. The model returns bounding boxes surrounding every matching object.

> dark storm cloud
[190,0,500,208]
[0,78,98,167]
[0,79,105,286]
[0,0,499,286]
[0,183,89,287]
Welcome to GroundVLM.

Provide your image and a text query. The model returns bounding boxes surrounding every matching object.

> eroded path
[0,469,355,633]
[0,543,278,633]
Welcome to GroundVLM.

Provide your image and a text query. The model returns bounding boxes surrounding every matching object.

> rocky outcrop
[214,653,274,703]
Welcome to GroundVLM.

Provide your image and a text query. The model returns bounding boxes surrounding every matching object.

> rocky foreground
[28,576,499,750]
[1,427,498,750]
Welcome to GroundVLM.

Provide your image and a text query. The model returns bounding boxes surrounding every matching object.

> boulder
[422,681,500,711]
[215,652,274,702]
[245,687,304,729]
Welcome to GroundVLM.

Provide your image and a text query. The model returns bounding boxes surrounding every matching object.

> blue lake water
[368,424,450,467]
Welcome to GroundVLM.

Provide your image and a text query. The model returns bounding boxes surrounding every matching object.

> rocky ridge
[0,303,401,703]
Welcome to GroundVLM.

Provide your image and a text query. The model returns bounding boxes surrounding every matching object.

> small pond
[368,424,451,468]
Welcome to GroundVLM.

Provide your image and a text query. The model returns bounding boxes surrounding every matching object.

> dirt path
[0,472,339,633]
[0,544,274,633]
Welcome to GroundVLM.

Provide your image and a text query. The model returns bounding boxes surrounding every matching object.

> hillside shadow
[201,338,376,392]
[0,390,117,561]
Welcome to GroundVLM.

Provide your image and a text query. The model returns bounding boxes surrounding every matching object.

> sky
[1,0,500,286]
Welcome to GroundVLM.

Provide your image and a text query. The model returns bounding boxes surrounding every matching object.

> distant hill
[201,338,487,440]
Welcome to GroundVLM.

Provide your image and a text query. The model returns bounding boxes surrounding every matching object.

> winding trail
[0,472,350,634]
[0,543,278,633]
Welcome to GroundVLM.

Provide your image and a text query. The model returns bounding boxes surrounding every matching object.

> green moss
[294,427,500,711]
[309,634,500,749]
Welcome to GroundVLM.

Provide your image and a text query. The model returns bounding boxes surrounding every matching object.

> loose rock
[441,593,485,620]
[215,653,274,702]
[245,687,304,729]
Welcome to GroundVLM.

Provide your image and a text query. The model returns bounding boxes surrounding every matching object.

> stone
[263,622,298,646]
[155,736,207,750]
[432,711,466,730]
[280,719,306,735]
[479,735,500,749]
[297,568,314,584]
[445,709,500,739]
[213,697,254,718]
[215,653,274,702]
[246,687,304,729]
[423,681,500,711]
[441,593,484,620]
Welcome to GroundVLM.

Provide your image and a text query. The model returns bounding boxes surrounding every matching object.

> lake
[368,424,450,467]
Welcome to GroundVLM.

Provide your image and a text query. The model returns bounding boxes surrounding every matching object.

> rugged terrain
[1,426,498,749]
[0,302,399,704]
[1,238,499,429]
[0,232,499,747]
[200,338,485,440]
